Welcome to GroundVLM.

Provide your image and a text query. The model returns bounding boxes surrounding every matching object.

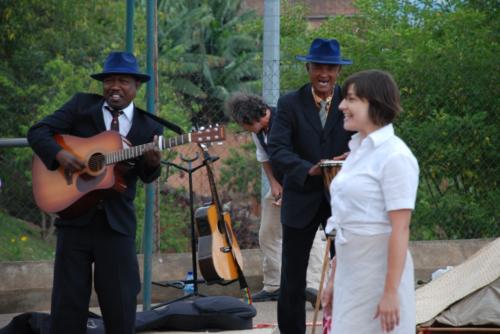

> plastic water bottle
[183,271,194,295]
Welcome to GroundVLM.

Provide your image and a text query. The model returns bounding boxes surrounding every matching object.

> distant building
[242,0,357,25]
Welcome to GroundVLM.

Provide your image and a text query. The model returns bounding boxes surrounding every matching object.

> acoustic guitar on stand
[32,126,225,219]
[195,145,244,285]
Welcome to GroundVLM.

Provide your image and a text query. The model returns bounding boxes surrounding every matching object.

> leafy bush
[277,0,499,239]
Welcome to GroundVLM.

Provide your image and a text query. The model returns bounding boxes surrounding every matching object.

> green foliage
[279,0,499,239]
[280,0,313,91]
[0,211,55,261]
[154,0,262,124]
[412,188,499,240]
[0,0,124,137]
[134,183,191,253]
[1,0,261,256]
[157,188,192,253]
[237,0,499,240]
[0,0,126,230]
[220,138,261,199]
[0,148,38,223]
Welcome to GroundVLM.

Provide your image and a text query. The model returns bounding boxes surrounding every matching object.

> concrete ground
[0,300,323,334]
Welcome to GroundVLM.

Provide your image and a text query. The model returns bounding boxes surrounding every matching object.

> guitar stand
[152,151,218,309]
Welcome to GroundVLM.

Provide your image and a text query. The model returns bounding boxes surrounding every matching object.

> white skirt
[331,231,415,334]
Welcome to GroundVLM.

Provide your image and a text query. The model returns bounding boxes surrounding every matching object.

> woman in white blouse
[321,70,419,333]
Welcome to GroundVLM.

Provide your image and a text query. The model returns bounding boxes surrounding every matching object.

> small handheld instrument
[319,159,344,191]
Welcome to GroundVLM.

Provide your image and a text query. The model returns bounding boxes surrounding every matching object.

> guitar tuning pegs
[200,126,206,131]
[216,141,224,145]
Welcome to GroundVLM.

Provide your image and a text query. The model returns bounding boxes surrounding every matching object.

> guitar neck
[104,133,192,165]
[204,155,236,249]
[206,160,223,215]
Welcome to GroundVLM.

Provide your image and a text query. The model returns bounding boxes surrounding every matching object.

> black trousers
[277,201,332,334]
[50,211,140,334]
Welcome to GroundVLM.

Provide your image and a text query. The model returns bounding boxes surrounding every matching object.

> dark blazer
[268,83,353,229]
[27,92,163,236]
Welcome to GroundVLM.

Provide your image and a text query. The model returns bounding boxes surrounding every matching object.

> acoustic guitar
[32,127,225,219]
[195,147,244,284]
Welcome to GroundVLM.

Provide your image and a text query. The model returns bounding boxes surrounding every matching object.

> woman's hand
[375,209,411,332]
[374,291,400,333]
[321,257,336,317]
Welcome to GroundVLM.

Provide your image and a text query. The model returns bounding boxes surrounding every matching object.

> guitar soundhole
[88,153,105,173]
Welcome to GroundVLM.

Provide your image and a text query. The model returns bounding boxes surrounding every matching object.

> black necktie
[105,106,123,132]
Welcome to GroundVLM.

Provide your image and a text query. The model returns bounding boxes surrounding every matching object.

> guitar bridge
[220,246,232,253]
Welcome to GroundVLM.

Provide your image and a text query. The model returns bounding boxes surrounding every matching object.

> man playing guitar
[28,51,162,334]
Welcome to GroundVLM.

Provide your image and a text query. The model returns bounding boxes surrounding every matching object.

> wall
[0,239,493,314]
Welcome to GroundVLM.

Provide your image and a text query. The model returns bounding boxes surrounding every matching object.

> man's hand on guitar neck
[56,149,85,173]
[143,135,161,168]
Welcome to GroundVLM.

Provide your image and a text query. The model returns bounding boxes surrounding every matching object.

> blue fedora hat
[91,51,150,82]
[296,38,352,65]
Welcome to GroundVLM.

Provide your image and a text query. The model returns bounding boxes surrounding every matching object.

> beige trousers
[259,190,325,292]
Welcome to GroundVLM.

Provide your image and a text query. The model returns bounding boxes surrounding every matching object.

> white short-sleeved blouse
[325,124,419,244]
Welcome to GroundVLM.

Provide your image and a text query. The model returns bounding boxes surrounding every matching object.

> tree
[313,0,499,239]
[155,0,262,125]
[0,0,125,225]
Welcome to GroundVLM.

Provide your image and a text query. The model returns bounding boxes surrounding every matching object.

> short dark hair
[225,93,269,125]
[342,70,402,126]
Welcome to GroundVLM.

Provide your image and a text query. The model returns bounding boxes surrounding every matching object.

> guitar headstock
[191,125,225,144]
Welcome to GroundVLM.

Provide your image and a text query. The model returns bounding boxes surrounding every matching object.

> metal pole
[261,0,280,197]
[262,0,280,108]
[143,0,156,311]
[125,0,134,52]
[0,138,28,147]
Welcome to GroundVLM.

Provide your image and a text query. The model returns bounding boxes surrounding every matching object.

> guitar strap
[234,252,252,304]
[220,228,251,303]
[137,109,184,135]
[213,179,252,304]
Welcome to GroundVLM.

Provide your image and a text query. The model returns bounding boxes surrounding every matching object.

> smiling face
[307,63,341,99]
[102,74,140,109]
[339,84,380,138]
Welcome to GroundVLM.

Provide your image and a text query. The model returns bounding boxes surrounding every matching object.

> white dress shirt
[102,102,134,137]
[252,132,270,162]
[325,124,419,244]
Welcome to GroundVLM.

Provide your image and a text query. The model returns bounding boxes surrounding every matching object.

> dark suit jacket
[268,83,353,229]
[27,92,163,236]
